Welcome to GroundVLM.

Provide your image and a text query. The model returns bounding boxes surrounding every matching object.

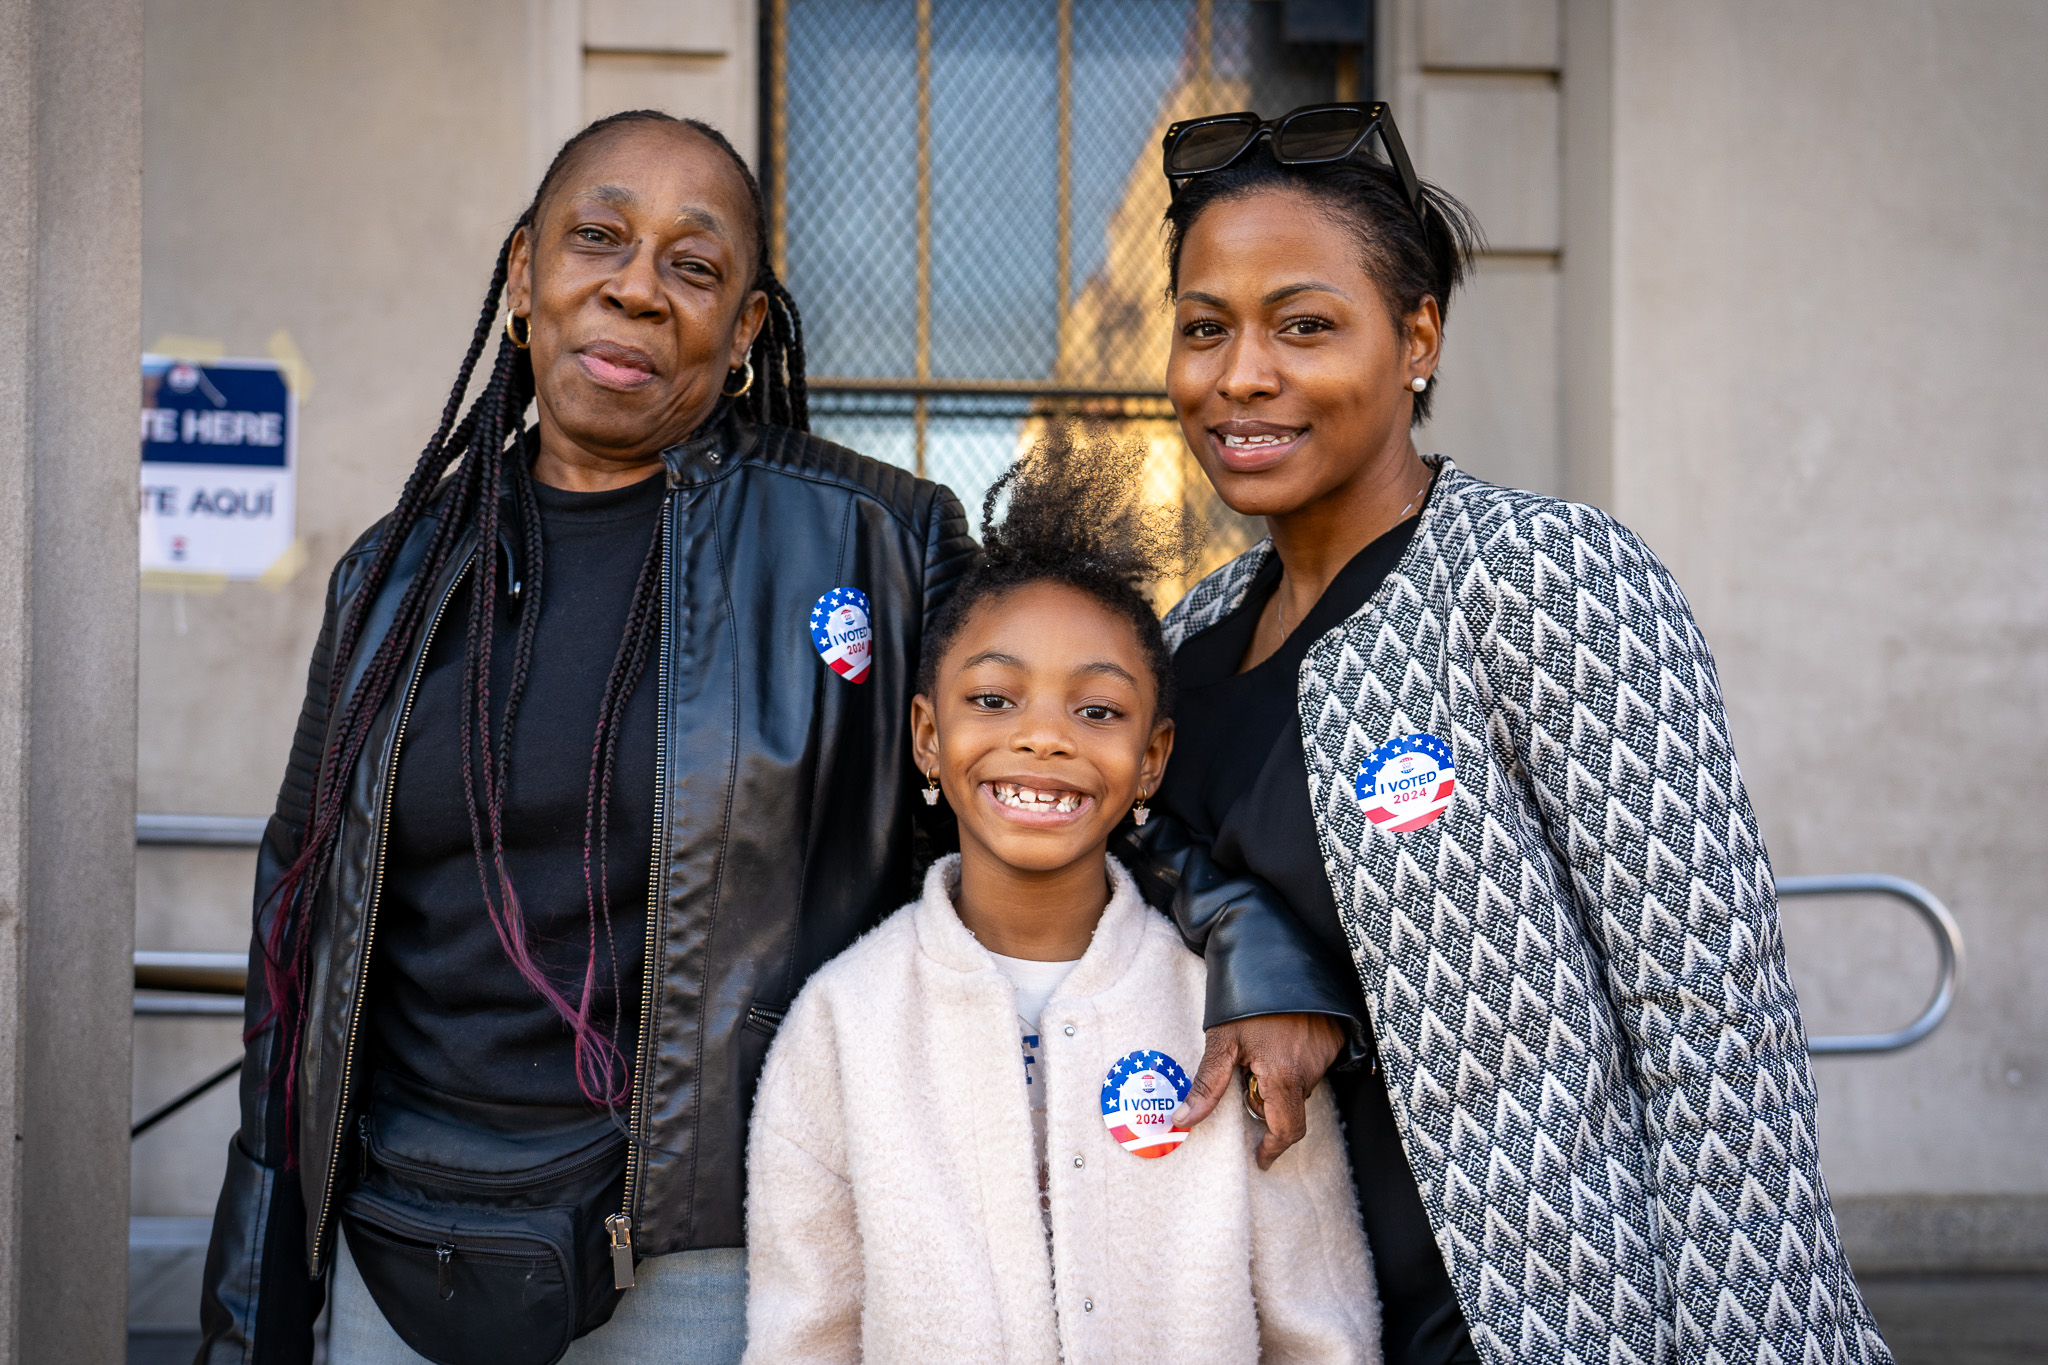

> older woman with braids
[1126,104,1892,1364]
[194,112,975,1365]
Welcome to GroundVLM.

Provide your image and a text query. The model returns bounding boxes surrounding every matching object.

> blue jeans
[328,1234,747,1365]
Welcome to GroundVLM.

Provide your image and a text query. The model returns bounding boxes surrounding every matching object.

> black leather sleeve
[1114,813,1373,1067]
[196,541,370,1364]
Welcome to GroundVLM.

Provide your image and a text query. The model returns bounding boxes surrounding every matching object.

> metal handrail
[135,949,247,994]
[129,875,1963,1053]
[132,1059,242,1138]
[134,949,246,1017]
[134,996,244,1017]
[130,950,250,1134]
[137,813,266,847]
[126,877,1957,1138]
[1778,875,1963,1055]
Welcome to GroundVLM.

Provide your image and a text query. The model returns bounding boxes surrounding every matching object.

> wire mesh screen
[769,0,1361,598]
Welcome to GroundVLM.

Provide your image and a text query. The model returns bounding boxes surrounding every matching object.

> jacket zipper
[609,483,676,1290]
[310,553,472,1274]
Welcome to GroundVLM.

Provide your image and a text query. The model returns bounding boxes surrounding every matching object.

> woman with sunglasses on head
[193,111,978,1365]
[1123,104,1893,1365]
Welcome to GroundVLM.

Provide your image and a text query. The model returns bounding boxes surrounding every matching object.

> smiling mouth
[993,782,1085,813]
[1210,425,1305,471]
[983,781,1095,824]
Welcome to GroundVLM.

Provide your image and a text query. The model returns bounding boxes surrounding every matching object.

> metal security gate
[763,0,1370,595]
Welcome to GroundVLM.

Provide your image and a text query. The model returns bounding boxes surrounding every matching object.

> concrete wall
[1379,0,1569,499]
[1386,0,2048,1272]
[1596,0,2047,1268]
[132,0,758,1225]
[584,0,760,157]
[0,0,143,1355]
[132,0,540,1224]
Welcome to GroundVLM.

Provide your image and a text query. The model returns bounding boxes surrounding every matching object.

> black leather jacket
[197,411,1363,1363]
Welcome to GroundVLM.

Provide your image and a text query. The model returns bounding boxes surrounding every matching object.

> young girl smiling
[742,432,1381,1364]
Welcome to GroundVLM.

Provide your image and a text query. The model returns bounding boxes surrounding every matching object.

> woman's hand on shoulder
[1172,1012,1345,1169]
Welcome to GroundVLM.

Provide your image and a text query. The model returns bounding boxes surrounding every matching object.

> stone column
[0,0,143,1358]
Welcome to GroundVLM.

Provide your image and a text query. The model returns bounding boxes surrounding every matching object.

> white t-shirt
[989,951,1081,1212]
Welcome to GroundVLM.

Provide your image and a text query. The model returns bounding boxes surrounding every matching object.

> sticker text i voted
[1100,1050,1191,1159]
[810,587,872,683]
[1355,732,1456,833]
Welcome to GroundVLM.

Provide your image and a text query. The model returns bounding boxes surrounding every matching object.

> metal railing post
[1777,875,1963,1055]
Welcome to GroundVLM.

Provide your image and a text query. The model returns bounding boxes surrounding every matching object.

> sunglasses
[1161,101,1426,228]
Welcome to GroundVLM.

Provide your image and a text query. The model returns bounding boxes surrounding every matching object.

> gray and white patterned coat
[1161,459,1890,1365]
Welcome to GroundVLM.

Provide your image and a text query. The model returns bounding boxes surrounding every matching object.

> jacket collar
[494,405,761,592]
[912,853,1151,1001]
[660,402,760,488]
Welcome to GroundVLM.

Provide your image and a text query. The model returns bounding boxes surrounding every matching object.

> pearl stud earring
[1410,376,1429,392]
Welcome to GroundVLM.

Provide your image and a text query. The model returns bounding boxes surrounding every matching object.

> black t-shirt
[371,470,665,1107]
[1155,509,1478,1365]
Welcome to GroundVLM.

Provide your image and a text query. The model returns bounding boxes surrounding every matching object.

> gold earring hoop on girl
[505,313,531,349]
[922,771,941,806]
[723,358,755,397]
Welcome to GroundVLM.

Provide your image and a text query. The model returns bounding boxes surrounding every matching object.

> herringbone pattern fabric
[1162,460,1890,1365]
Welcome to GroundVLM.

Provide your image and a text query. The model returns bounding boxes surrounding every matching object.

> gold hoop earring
[922,771,941,806]
[722,358,755,397]
[505,313,530,350]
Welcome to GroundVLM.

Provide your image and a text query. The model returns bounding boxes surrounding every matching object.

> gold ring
[1244,1072,1266,1124]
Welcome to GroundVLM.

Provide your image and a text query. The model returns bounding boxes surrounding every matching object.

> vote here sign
[140,355,297,579]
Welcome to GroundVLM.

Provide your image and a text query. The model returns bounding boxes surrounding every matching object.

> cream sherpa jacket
[743,854,1382,1365]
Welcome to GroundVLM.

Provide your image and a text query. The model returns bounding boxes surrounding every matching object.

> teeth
[993,783,1083,814]
[1221,432,1290,448]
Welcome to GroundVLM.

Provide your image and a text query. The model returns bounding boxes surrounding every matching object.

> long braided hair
[259,111,810,1125]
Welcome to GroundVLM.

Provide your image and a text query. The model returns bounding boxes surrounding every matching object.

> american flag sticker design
[1099,1050,1191,1159]
[1354,732,1456,833]
[809,587,872,683]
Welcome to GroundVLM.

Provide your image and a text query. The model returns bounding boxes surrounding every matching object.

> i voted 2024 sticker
[1100,1050,1191,1159]
[810,587,872,684]
[1355,732,1456,833]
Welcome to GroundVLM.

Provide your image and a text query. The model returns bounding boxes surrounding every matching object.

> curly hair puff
[919,424,1204,718]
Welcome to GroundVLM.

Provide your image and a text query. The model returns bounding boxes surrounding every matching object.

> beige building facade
[1387,0,2048,1267]
[0,0,2027,1352]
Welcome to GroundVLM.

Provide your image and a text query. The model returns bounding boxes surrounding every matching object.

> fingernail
[1171,1104,1189,1125]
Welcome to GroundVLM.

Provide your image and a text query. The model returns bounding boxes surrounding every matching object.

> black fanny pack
[340,1071,632,1365]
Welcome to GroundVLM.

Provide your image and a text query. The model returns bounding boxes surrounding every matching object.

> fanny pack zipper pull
[436,1244,454,1300]
[358,1115,372,1182]
[605,1213,636,1290]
